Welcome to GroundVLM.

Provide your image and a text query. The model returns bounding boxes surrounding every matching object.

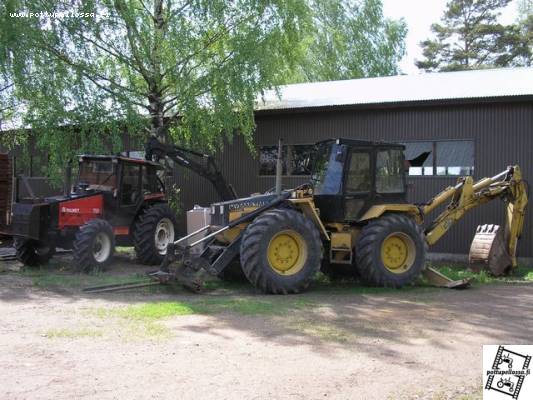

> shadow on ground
[1,251,532,361]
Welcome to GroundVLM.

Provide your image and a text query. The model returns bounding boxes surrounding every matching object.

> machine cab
[76,156,164,219]
[311,138,407,223]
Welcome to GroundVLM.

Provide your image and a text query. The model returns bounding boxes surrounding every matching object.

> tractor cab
[310,138,407,223]
[8,153,174,272]
[75,155,164,206]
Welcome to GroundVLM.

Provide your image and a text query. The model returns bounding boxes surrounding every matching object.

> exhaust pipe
[64,160,73,196]
[275,138,283,196]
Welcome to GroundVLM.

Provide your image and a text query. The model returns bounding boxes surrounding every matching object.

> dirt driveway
[1,255,532,400]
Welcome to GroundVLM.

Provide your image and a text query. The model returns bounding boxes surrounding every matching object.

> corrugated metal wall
[172,101,533,257]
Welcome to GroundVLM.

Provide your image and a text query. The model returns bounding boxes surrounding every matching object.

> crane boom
[145,136,238,201]
[422,166,528,269]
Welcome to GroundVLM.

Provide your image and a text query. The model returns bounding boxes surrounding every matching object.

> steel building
[174,67,533,259]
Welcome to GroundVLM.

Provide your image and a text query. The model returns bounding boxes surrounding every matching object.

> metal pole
[173,225,212,245]
[275,138,283,196]
[64,160,72,196]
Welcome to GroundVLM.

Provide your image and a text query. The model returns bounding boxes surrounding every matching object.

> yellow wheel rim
[267,230,307,276]
[380,233,416,274]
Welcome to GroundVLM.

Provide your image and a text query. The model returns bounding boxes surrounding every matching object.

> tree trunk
[149,0,166,141]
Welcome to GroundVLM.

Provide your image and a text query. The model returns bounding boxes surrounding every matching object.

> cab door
[374,148,407,204]
[118,162,142,221]
[343,148,373,221]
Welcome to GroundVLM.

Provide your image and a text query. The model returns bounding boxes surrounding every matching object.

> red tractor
[1,138,236,272]
[8,155,176,271]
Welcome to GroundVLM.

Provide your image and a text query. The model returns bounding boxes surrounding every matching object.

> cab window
[78,160,116,190]
[345,151,371,193]
[376,149,405,193]
[312,143,344,195]
[121,164,141,205]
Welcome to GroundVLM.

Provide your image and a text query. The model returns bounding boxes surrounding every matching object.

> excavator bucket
[421,267,471,289]
[469,224,512,276]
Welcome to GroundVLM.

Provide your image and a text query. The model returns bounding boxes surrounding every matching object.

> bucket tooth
[469,224,512,276]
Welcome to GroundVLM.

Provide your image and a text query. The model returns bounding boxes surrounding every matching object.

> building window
[403,140,474,177]
[403,141,434,176]
[259,146,287,176]
[435,141,475,176]
[259,144,313,176]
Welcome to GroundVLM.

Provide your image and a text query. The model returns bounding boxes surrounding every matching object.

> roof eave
[254,94,533,116]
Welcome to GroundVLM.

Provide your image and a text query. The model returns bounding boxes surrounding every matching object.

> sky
[381,0,520,74]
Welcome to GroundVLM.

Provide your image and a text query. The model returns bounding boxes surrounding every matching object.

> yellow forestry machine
[139,138,527,294]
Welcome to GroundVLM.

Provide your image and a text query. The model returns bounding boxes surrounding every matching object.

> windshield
[311,142,344,195]
[78,160,116,190]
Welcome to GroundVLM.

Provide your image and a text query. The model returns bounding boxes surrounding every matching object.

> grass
[96,297,313,321]
[311,272,435,295]
[92,297,313,340]
[115,246,134,254]
[430,264,533,285]
[44,328,103,339]
[289,319,352,342]
[24,269,148,290]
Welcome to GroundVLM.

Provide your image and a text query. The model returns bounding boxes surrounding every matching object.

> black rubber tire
[240,208,322,294]
[133,203,177,265]
[355,213,426,288]
[73,219,115,273]
[14,238,55,267]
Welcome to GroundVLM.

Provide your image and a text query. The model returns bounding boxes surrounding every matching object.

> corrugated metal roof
[256,67,533,111]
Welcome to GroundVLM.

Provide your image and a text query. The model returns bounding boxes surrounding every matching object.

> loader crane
[144,136,238,201]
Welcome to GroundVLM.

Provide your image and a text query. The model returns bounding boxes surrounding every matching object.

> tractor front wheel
[134,204,177,265]
[73,219,115,273]
[240,208,322,294]
[14,238,55,267]
[355,213,426,288]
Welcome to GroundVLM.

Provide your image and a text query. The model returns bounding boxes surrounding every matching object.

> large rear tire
[134,203,177,265]
[14,238,55,267]
[355,213,426,288]
[240,208,322,294]
[73,219,115,273]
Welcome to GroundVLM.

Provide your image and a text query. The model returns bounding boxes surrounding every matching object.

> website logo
[484,345,532,399]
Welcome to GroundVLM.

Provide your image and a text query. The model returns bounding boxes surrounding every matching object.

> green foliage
[3,0,311,173]
[286,0,407,82]
[1,0,407,181]
[417,0,532,71]
[517,0,533,17]
[166,184,181,215]
[0,1,18,135]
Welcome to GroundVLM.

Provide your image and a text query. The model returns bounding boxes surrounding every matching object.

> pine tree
[416,0,531,72]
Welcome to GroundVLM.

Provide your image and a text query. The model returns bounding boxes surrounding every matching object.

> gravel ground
[0,256,532,400]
